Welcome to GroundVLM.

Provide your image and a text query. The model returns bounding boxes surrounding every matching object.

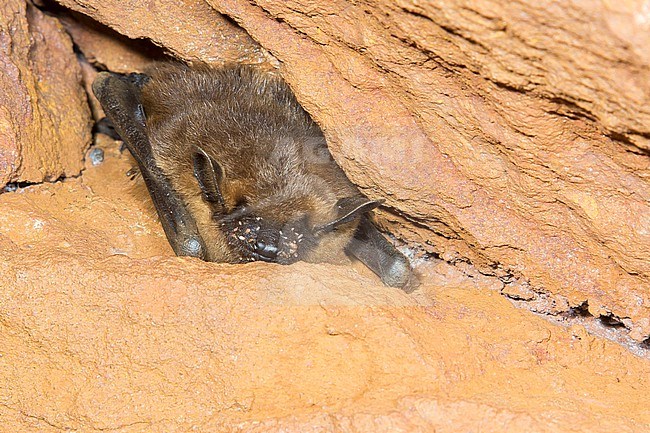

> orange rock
[0,0,91,185]
[0,139,648,431]
[54,0,271,65]
[58,11,165,74]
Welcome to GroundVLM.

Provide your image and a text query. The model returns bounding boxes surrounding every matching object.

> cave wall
[46,0,650,339]
[0,0,91,185]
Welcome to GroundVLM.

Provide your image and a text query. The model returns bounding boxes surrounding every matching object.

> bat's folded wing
[93,72,207,259]
[346,216,417,291]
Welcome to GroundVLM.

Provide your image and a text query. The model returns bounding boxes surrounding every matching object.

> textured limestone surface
[0,0,91,185]
[58,11,166,74]
[51,0,650,342]
[53,0,271,66]
[0,139,648,432]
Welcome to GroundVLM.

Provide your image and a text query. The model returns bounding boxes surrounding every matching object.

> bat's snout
[254,234,280,261]
[219,213,315,264]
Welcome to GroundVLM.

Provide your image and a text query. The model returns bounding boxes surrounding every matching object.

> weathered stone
[53,0,271,66]
[0,0,91,186]
[78,56,105,121]
[0,139,648,431]
[58,11,165,74]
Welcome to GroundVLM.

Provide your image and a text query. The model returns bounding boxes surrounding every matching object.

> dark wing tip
[91,72,115,100]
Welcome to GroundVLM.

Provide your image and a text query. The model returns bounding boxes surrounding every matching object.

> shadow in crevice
[565,300,592,319]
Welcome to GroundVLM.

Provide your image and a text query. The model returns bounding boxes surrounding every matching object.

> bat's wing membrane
[92,72,207,259]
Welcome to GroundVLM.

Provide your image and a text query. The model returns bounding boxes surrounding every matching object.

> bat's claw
[181,237,204,257]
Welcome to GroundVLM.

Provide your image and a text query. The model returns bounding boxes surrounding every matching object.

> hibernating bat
[92,62,415,290]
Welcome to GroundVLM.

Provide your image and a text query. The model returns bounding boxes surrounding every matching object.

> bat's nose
[254,233,279,261]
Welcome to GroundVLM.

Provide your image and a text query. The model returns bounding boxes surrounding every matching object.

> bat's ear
[315,196,383,235]
[192,146,225,206]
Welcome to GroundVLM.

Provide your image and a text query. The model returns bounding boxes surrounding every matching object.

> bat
[92,62,415,290]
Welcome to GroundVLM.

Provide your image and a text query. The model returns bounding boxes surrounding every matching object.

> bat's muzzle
[219,214,315,264]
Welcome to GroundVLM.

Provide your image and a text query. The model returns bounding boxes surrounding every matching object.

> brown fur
[139,63,365,264]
